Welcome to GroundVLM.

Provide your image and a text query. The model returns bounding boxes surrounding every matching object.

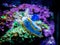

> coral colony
[0,4,55,45]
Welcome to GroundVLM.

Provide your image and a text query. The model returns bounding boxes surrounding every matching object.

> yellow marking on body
[27,18,31,21]
[22,23,43,38]
[27,18,42,31]
[19,18,43,38]
[27,18,37,30]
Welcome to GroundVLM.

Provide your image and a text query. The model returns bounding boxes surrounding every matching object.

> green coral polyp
[1,15,6,19]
